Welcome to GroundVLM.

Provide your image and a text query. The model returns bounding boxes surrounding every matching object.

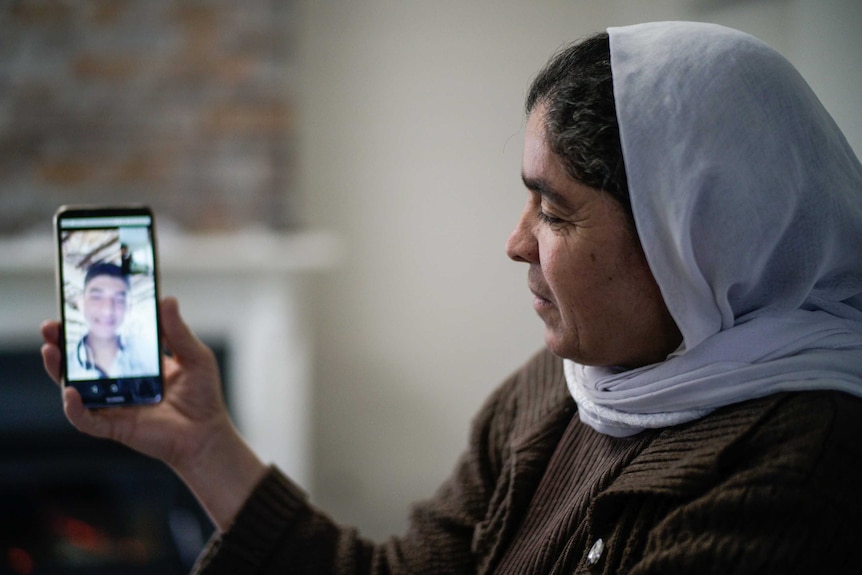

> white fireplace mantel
[0,229,340,489]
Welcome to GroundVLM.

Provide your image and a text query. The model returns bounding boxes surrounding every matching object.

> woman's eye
[537,210,565,226]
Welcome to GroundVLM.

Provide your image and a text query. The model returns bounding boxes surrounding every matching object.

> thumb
[160,297,208,363]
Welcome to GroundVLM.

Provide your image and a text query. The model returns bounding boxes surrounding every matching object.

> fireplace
[0,347,217,573]
[0,230,337,574]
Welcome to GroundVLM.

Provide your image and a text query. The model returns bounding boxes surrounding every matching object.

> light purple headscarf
[565,21,862,437]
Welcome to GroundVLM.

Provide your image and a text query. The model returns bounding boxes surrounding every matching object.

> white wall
[295,0,862,538]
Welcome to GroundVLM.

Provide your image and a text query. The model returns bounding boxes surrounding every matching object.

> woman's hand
[40,296,267,531]
[41,296,226,467]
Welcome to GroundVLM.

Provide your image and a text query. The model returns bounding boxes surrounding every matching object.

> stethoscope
[76,335,122,378]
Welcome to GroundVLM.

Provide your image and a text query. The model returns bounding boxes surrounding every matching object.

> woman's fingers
[40,320,63,385]
[61,386,114,439]
[41,320,60,345]
[160,297,208,363]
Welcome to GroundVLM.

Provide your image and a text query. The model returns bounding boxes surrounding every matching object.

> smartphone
[54,205,164,407]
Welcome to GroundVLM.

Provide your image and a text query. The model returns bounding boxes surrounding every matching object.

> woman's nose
[506,207,537,263]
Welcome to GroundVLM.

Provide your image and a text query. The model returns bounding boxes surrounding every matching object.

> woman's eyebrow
[521,173,573,210]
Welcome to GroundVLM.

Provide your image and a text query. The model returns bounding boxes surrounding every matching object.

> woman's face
[507,107,681,368]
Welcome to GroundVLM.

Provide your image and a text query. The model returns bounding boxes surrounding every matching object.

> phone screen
[54,206,163,407]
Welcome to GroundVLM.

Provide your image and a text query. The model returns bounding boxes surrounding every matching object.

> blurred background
[1,0,860,571]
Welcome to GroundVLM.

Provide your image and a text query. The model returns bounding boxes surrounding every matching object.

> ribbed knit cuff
[191,465,309,574]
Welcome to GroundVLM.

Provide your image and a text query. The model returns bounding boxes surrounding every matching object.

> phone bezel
[53,205,164,408]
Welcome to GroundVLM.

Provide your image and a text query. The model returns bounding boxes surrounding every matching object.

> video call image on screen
[58,214,162,404]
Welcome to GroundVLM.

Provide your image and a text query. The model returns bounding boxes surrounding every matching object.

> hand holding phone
[54,205,164,407]
[41,297,268,531]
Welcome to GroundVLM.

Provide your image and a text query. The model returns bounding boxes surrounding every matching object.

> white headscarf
[565,21,862,437]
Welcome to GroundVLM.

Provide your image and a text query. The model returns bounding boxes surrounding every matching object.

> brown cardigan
[192,348,862,574]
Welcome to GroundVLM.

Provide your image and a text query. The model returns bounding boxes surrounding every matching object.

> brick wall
[0,0,299,234]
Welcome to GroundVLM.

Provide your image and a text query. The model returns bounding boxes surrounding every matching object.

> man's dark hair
[525,32,630,218]
[84,262,129,287]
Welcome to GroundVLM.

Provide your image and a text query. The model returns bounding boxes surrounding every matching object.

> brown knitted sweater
[192,348,862,574]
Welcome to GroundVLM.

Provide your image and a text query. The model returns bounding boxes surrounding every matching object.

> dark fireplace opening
[1,344,229,574]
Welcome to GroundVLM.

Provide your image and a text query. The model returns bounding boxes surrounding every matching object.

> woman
[41,21,862,573]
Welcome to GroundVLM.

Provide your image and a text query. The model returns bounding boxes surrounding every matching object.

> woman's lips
[530,286,554,311]
[534,295,553,309]
[528,268,554,312]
